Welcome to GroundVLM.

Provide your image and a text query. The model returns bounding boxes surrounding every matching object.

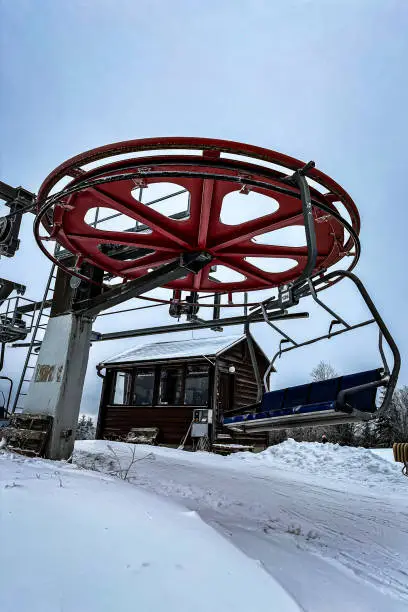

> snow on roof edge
[99,334,246,366]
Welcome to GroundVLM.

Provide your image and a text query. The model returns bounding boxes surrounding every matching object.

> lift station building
[96,335,269,448]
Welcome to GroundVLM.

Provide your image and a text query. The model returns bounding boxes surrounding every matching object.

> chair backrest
[339,369,383,412]
[308,377,341,404]
[261,368,383,413]
[258,389,285,412]
[283,384,310,409]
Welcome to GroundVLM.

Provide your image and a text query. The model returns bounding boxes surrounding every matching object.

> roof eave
[215,335,246,357]
[100,355,215,368]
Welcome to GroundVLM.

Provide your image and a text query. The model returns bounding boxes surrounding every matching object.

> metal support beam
[288,162,318,289]
[0,181,36,257]
[244,322,263,402]
[212,293,221,321]
[0,278,26,305]
[93,311,309,342]
[17,299,52,315]
[250,162,318,317]
[0,375,13,415]
[74,252,212,318]
[0,181,35,207]
[211,292,223,332]
[12,330,103,349]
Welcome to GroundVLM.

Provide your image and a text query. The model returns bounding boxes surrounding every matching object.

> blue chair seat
[223,369,384,427]
[223,401,336,426]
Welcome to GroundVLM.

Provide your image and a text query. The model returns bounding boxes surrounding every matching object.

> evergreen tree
[375,386,408,446]
[76,414,96,440]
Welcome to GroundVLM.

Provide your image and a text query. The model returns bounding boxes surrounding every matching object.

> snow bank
[234,439,404,490]
[76,438,406,494]
[0,451,299,612]
[370,447,395,463]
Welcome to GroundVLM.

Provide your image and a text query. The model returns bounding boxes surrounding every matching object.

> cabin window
[112,371,132,405]
[131,369,155,406]
[159,367,183,405]
[184,364,209,406]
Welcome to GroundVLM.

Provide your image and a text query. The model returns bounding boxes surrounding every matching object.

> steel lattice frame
[35,137,360,301]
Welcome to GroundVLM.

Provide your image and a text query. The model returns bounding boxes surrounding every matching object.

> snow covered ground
[73,440,408,612]
[1,441,407,611]
[0,451,298,612]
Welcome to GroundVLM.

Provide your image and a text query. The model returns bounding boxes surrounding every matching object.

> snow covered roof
[101,334,245,366]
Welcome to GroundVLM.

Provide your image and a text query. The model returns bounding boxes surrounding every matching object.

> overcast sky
[1,0,407,416]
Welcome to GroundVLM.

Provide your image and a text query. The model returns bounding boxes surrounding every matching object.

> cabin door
[218,371,235,414]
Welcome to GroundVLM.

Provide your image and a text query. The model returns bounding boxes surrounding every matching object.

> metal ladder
[12,263,57,413]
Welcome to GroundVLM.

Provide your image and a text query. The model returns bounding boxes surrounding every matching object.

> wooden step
[2,413,53,457]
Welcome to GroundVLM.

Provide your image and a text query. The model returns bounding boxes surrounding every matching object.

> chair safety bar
[262,271,400,420]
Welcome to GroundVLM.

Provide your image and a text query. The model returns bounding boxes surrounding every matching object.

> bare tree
[310,361,338,382]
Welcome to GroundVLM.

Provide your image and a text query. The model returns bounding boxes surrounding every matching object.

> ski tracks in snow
[75,443,408,612]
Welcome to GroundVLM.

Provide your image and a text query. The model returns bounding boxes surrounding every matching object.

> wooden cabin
[96,335,270,449]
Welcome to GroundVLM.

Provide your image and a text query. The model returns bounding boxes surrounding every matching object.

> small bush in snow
[106,444,155,482]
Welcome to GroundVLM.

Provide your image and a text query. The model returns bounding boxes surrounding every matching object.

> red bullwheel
[35,137,360,295]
